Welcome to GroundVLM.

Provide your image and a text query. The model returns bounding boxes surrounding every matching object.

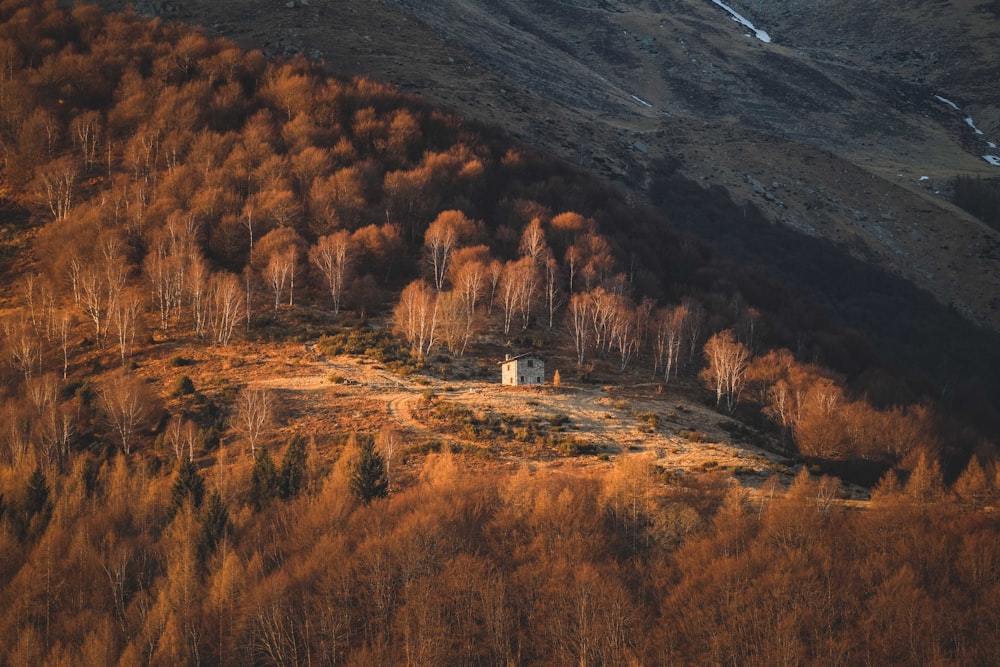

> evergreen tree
[198,491,231,569]
[250,447,279,511]
[15,465,52,540]
[23,466,49,516]
[279,434,308,499]
[170,458,205,514]
[350,436,389,505]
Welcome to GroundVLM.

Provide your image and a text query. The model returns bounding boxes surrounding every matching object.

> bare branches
[232,386,274,457]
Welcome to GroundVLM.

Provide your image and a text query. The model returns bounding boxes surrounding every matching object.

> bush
[406,440,442,456]
[553,436,597,456]
[636,412,660,433]
[172,375,196,397]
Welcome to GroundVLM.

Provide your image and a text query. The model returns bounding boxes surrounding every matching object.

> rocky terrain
[101,0,1000,329]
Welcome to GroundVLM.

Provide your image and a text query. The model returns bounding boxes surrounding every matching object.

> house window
[520,376,524,383]
[526,360,534,368]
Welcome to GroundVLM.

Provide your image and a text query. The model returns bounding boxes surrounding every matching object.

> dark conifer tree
[350,436,389,504]
[250,447,279,511]
[198,491,231,569]
[170,458,205,514]
[279,434,307,499]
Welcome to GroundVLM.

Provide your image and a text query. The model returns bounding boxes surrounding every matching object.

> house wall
[502,358,544,385]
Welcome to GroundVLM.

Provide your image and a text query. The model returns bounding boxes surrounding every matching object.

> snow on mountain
[712,0,771,43]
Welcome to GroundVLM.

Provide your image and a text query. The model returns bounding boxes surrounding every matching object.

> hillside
[103,0,1000,333]
[0,3,999,664]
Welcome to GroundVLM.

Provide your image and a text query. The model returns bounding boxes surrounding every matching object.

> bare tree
[486,259,503,316]
[37,157,77,221]
[55,309,74,379]
[166,417,199,463]
[376,424,402,489]
[451,256,487,317]
[145,237,186,331]
[309,231,352,315]
[5,315,39,381]
[99,370,155,455]
[437,289,480,357]
[79,264,106,346]
[496,257,538,335]
[71,110,102,173]
[393,280,439,357]
[109,287,143,366]
[264,246,297,315]
[700,329,751,414]
[186,254,209,338]
[207,272,243,346]
[682,298,706,366]
[518,217,549,264]
[567,292,592,367]
[588,288,617,356]
[232,386,273,457]
[542,255,563,329]
[608,297,639,371]
[652,305,689,383]
[424,210,477,291]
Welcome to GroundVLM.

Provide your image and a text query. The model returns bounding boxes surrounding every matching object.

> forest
[0,1,998,664]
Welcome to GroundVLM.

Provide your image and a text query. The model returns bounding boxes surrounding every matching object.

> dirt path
[385,392,432,436]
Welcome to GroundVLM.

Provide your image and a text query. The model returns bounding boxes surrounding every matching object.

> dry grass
[177,341,801,489]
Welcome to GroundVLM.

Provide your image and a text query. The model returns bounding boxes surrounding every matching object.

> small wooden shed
[500,353,545,386]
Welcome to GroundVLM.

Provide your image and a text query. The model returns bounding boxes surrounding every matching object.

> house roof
[498,353,544,365]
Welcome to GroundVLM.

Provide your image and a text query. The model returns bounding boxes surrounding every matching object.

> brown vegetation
[0,2,997,663]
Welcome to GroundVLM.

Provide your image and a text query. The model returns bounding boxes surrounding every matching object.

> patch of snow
[631,94,653,108]
[919,176,929,181]
[934,95,960,111]
[965,117,985,135]
[711,0,771,43]
[989,142,997,149]
[984,155,1000,166]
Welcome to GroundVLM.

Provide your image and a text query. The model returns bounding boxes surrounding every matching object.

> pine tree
[250,447,279,511]
[170,458,206,514]
[350,436,389,504]
[15,466,52,540]
[23,466,50,516]
[279,434,308,499]
[198,491,231,569]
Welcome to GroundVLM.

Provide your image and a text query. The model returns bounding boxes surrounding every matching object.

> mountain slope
[103,0,1000,331]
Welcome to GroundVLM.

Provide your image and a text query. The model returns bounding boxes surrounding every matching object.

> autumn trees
[700,330,750,414]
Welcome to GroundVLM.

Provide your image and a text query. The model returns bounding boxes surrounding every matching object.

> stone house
[500,353,545,386]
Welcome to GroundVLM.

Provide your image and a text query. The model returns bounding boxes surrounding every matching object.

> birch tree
[393,280,439,357]
[700,329,751,414]
[309,231,352,315]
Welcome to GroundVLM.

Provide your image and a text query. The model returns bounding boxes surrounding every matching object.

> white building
[500,353,545,386]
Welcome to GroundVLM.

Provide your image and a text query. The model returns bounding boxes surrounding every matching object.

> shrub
[554,436,597,456]
[636,412,660,433]
[172,375,196,397]
[406,440,442,456]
